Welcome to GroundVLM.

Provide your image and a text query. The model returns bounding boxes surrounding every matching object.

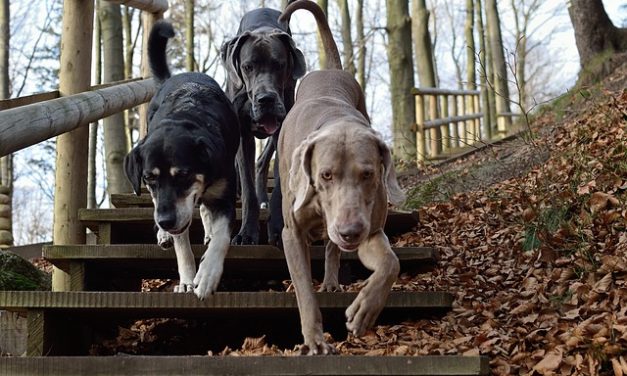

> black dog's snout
[158,214,177,231]
[255,92,278,106]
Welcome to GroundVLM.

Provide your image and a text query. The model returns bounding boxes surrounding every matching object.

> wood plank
[0,291,452,313]
[0,355,490,375]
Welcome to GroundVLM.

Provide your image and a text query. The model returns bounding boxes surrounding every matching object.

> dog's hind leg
[171,229,197,293]
[200,204,213,245]
[233,133,260,245]
[319,241,342,292]
[194,212,232,299]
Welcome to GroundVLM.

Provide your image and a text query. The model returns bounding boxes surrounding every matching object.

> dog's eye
[320,170,332,181]
[242,63,253,73]
[143,174,157,185]
[362,170,374,180]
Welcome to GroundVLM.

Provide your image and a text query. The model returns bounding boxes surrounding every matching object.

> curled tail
[148,20,174,83]
[279,0,342,70]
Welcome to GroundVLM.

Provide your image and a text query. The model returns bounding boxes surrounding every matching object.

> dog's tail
[148,20,175,83]
[279,0,342,70]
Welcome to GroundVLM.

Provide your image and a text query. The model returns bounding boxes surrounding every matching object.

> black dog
[221,7,306,245]
[124,21,239,299]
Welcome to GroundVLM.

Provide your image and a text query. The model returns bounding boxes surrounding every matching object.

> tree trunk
[475,0,492,139]
[465,0,475,91]
[485,0,511,133]
[122,6,136,141]
[99,1,132,198]
[411,0,436,87]
[386,0,416,161]
[317,0,328,69]
[569,0,627,69]
[337,0,355,75]
[0,0,11,247]
[185,0,195,71]
[355,0,366,92]
[88,0,102,210]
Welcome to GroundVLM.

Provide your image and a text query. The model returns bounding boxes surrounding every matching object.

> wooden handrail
[412,87,481,96]
[104,0,168,13]
[424,113,484,129]
[0,79,155,157]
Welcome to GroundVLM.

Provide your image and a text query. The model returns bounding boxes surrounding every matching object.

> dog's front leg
[233,133,260,245]
[255,137,275,209]
[319,242,341,292]
[194,213,231,299]
[200,204,213,245]
[283,227,337,355]
[345,230,399,336]
[171,229,197,293]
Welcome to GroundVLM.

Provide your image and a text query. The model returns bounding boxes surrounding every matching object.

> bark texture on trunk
[337,0,355,75]
[475,0,492,139]
[356,0,366,92]
[386,0,416,161]
[185,0,195,71]
[412,0,436,87]
[485,0,511,132]
[317,0,328,69]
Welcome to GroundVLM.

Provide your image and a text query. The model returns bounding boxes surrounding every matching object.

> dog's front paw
[318,279,342,292]
[173,283,194,293]
[299,332,337,355]
[345,292,386,336]
[231,228,259,245]
[157,229,173,249]
[193,262,223,299]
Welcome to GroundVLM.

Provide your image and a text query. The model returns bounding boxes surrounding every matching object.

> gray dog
[221,7,306,245]
[278,0,405,355]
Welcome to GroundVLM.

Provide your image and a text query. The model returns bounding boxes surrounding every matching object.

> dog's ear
[288,138,316,212]
[276,32,306,80]
[124,145,144,196]
[374,134,405,206]
[221,32,251,89]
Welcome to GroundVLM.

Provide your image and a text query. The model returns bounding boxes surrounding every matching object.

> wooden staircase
[0,189,489,375]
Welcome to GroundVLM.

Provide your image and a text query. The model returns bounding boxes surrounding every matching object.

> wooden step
[0,291,453,356]
[0,355,490,375]
[43,244,437,291]
[78,208,419,245]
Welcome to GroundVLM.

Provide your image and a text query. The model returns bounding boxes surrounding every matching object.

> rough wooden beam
[0,355,490,375]
[0,79,155,157]
[104,0,168,13]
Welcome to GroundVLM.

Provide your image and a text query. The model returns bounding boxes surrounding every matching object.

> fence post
[415,94,426,164]
[0,186,11,248]
[474,94,481,140]
[52,0,94,291]
[450,94,459,148]
[428,94,440,158]
[440,95,450,151]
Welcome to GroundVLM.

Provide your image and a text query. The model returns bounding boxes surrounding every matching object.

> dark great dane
[221,7,306,245]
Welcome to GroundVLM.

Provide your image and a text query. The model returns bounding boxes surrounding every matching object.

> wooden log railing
[413,87,483,162]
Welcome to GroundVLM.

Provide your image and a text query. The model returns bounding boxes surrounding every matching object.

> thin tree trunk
[88,0,102,210]
[355,0,366,92]
[475,0,492,139]
[485,0,511,133]
[0,0,12,247]
[386,0,416,161]
[412,0,436,87]
[185,0,195,71]
[122,6,135,143]
[465,0,475,91]
[337,0,355,75]
[568,0,627,69]
[317,0,328,69]
[99,1,132,197]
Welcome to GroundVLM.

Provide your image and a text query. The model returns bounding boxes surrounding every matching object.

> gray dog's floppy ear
[124,145,144,196]
[288,138,316,212]
[220,32,251,89]
[275,32,306,80]
[375,135,405,206]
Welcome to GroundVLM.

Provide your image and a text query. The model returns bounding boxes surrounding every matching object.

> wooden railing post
[474,93,481,140]
[451,94,459,148]
[52,0,94,291]
[428,94,440,158]
[415,94,426,163]
[440,95,450,151]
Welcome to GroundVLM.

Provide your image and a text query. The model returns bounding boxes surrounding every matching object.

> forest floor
[19,62,627,375]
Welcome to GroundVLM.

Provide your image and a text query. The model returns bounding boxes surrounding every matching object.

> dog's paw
[231,230,259,245]
[157,229,173,249]
[318,279,342,292]
[299,334,337,355]
[345,293,385,336]
[173,283,194,293]
[193,262,223,300]
[260,201,269,209]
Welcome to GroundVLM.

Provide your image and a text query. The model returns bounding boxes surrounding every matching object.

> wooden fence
[413,87,483,162]
[0,0,167,289]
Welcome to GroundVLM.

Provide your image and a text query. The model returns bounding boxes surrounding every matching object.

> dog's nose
[157,215,177,231]
[338,223,364,243]
[255,92,277,105]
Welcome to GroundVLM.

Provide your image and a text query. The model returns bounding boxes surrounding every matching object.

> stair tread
[43,244,435,262]
[0,291,452,311]
[0,355,490,375]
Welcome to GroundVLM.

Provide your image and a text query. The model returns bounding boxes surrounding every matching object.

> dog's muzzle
[251,92,285,138]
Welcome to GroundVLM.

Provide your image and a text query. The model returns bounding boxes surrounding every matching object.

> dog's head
[124,125,221,235]
[221,29,305,138]
[288,126,405,251]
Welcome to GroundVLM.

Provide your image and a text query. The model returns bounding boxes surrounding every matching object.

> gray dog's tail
[279,0,342,70]
[148,20,175,83]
